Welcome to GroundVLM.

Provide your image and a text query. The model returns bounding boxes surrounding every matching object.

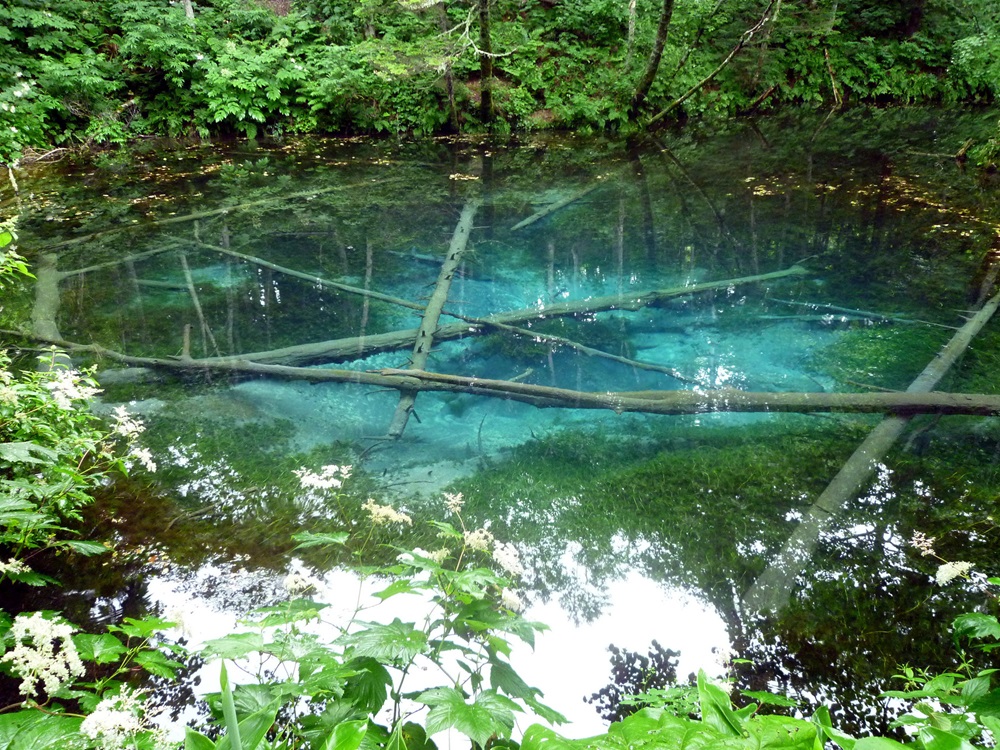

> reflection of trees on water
[454,417,1000,736]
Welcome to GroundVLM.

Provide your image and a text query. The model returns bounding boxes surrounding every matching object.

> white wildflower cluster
[404,547,451,565]
[128,446,157,473]
[463,527,494,552]
[112,405,145,438]
[80,689,168,750]
[935,561,974,585]
[295,464,352,491]
[0,558,29,577]
[500,588,523,612]
[0,612,85,699]
[492,541,525,578]
[444,491,464,515]
[362,499,413,526]
[909,530,936,557]
[283,571,321,596]
[44,369,101,410]
[0,384,17,407]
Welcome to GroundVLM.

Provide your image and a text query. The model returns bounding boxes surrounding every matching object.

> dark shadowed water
[5,107,1000,737]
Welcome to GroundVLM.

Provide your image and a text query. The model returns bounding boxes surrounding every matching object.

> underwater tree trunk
[211,264,810,366]
[629,0,676,118]
[386,198,480,438]
[511,180,607,231]
[741,288,1000,614]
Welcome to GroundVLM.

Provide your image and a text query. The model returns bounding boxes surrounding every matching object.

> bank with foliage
[2,0,1000,167]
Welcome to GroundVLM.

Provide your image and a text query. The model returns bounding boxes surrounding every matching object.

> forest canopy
[0,0,998,164]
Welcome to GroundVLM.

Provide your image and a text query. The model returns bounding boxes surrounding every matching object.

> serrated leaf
[0,442,59,466]
[339,619,428,663]
[202,632,266,660]
[73,633,127,664]
[57,540,108,556]
[135,649,183,678]
[420,688,518,748]
[373,579,420,601]
[740,689,799,707]
[969,688,1000,718]
[321,719,368,750]
[954,613,1000,641]
[0,711,84,750]
[293,531,350,549]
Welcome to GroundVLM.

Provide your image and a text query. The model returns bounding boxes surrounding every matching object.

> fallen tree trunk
[387,198,480,438]
[8,329,1000,418]
[201,264,810,366]
[511,179,608,231]
[742,288,1000,614]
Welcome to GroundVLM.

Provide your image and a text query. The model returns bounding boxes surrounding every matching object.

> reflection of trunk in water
[742,285,1000,614]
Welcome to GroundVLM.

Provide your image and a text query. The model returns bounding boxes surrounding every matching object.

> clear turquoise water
[8,109,1000,735]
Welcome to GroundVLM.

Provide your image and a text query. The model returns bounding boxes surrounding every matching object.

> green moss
[809,326,950,390]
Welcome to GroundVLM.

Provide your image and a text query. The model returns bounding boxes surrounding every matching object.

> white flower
[0,385,17,406]
[910,531,936,557]
[405,547,450,565]
[463,527,494,552]
[283,572,319,596]
[44,369,101,410]
[362,499,412,526]
[0,558,28,576]
[444,491,464,514]
[500,588,523,612]
[935,561,974,585]
[112,405,145,438]
[128,446,157,473]
[81,689,167,750]
[295,464,352,490]
[492,541,525,577]
[1,612,85,699]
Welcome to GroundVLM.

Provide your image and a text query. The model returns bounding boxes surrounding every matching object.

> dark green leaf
[321,720,368,750]
[201,632,266,660]
[954,614,1000,641]
[293,531,350,549]
[339,619,428,663]
[73,633,127,664]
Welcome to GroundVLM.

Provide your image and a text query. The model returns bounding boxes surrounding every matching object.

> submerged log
[9,329,1000,420]
[205,264,810,366]
[742,288,1000,614]
[387,198,480,438]
[511,180,608,231]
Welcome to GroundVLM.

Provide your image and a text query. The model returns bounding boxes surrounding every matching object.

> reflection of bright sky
[149,562,729,741]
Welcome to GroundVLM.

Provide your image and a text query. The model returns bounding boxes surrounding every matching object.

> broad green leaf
[971,688,1000,718]
[73,632,127,664]
[214,702,281,750]
[520,724,593,750]
[135,648,183,678]
[491,659,539,700]
[917,727,977,750]
[0,442,59,466]
[0,231,12,248]
[373,579,420,601]
[741,689,798,707]
[339,619,428,662]
[185,728,217,750]
[747,715,818,750]
[853,737,910,750]
[960,675,991,701]
[202,632,266,660]
[0,711,83,750]
[813,706,856,750]
[111,616,175,639]
[293,531,350,549]
[954,613,1000,641]
[420,687,519,748]
[697,670,746,737]
[343,657,392,713]
[321,720,368,750]
[254,598,327,627]
[56,540,108,556]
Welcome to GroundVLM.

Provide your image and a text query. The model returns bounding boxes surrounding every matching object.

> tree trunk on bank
[479,0,494,128]
[629,0,676,118]
[741,288,1000,614]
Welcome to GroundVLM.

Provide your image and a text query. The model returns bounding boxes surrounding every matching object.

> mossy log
[741,287,1000,614]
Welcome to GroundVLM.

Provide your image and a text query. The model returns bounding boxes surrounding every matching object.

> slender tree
[479,0,494,127]
[628,0,676,118]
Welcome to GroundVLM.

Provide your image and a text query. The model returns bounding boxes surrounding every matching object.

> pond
[5,107,1000,738]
